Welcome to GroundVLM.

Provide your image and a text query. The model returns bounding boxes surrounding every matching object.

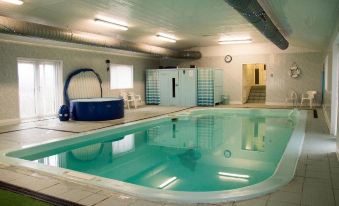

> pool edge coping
[0,108,307,204]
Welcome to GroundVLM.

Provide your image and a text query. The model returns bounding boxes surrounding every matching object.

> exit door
[159,70,178,106]
[18,59,63,120]
[255,69,259,85]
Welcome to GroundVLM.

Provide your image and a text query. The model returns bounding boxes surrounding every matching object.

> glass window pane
[18,62,36,119]
[39,63,57,116]
[110,64,133,89]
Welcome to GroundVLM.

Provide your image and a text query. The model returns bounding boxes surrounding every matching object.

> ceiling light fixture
[218,38,252,45]
[94,18,128,31]
[158,176,177,189]
[1,0,23,5]
[156,33,177,43]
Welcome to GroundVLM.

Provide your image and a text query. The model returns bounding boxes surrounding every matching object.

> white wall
[0,38,159,124]
[323,31,339,136]
[162,43,324,105]
[334,43,339,135]
[323,54,332,132]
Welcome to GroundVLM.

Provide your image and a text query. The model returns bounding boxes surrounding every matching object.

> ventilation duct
[224,0,289,50]
[0,16,201,59]
[177,51,202,59]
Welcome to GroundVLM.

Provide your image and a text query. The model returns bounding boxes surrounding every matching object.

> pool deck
[0,105,337,206]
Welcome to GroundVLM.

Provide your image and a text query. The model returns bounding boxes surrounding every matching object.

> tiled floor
[0,105,337,206]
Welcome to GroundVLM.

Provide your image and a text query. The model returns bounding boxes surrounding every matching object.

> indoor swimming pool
[3,108,307,203]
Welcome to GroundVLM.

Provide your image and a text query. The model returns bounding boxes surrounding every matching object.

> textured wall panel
[197,68,214,106]
[145,69,160,104]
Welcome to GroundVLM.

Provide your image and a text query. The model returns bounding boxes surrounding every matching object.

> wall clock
[224,55,232,63]
[224,149,232,158]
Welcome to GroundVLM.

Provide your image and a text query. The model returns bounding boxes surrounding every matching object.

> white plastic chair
[300,91,317,108]
[120,91,133,110]
[285,90,298,107]
[128,92,142,109]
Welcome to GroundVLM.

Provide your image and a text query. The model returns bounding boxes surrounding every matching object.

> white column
[332,35,339,136]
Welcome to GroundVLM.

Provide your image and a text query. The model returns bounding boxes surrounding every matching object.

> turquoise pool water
[9,109,297,192]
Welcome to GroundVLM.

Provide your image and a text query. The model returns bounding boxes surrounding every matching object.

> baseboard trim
[0,118,20,126]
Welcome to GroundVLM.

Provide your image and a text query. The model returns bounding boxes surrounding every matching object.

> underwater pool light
[158,176,177,189]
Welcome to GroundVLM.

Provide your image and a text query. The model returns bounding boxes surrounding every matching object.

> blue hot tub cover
[70,98,124,121]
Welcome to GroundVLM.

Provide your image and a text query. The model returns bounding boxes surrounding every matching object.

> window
[18,58,63,120]
[110,64,133,89]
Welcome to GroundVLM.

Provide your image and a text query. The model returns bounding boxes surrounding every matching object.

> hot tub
[70,98,124,121]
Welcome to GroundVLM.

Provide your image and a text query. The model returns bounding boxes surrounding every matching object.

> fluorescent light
[94,18,128,31]
[218,172,250,179]
[218,39,252,44]
[218,37,252,44]
[158,176,177,189]
[156,33,177,43]
[1,0,23,5]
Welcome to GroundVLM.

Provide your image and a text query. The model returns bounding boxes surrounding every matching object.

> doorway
[158,70,179,106]
[242,64,267,104]
[18,59,63,120]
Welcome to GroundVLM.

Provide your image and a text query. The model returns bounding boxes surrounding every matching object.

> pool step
[247,86,266,103]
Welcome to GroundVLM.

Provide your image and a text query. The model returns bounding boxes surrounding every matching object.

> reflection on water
[71,143,103,161]
[31,112,295,192]
[112,134,135,157]
[34,154,60,167]
[147,115,225,151]
[241,118,266,152]
[35,135,135,167]
[178,149,202,171]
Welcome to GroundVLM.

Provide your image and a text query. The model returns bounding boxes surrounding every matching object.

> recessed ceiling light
[218,37,252,44]
[94,18,128,31]
[1,0,23,5]
[156,33,177,43]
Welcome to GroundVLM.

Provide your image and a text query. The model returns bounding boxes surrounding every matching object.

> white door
[18,59,63,120]
[178,69,197,106]
[159,70,178,106]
